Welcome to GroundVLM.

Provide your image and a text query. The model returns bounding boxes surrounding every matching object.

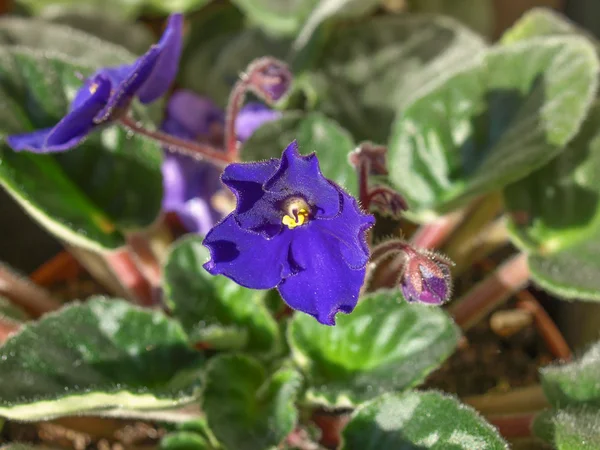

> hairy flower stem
[0,263,62,317]
[225,57,292,158]
[119,116,233,167]
[410,208,468,249]
[450,253,530,330]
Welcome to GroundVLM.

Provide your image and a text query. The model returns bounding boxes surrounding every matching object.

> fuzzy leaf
[202,354,301,450]
[0,48,163,251]
[288,289,460,408]
[541,340,600,408]
[388,36,599,221]
[241,111,357,194]
[163,235,280,354]
[0,297,204,421]
[306,15,486,143]
[341,391,507,449]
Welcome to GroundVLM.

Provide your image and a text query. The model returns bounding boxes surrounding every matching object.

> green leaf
[387,36,599,220]
[230,0,318,37]
[241,111,357,194]
[41,8,155,55]
[541,340,600,408]
[163,235,280,354]
[306,15,486,143]
[0,297,204,421]
[288,289,460,408]
[539,408,600,450]
[505,102,600,255]
[145,0,210,14]
[340,391,507,450]
[293,0,381,51]
[180,24,288,106]
[202,354,301,450]
[527,235,600,302]
[0,296,29,322]
[500,8,582,43]
[0,16,136,66]
[407,0,494,37]
[160,432,211,450]
[0,48,163,251]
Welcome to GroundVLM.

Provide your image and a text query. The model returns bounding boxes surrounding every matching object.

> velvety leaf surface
[0,297,204,421]
[0,48,163,251]
[505,102,600,255]
[536,408,600,450]
[388,36,598,220]
[180,21,288,106]
[407,0,495,37]
[0,16,135,66]
[500,8,581,43]
[306,15,486,143]
[159,432,211,450]
[288,290,460,408]
[241,111,357,194]
[230,0,318,37]
[340,391,507,450]
[42,9,155,55]
[16,0,209,17]
[202,354,301,450]
[541,340,600,408]
[163,236,280,354]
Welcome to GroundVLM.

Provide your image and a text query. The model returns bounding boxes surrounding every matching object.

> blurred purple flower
[202,141,375,325]
[8,14,183,153]
[161,91,281,234]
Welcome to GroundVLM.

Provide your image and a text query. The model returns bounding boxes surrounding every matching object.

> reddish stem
[104,250,154,307]
[0,263,62,317]
[311,412,350,449]
[225,77,247,158]
[488,413,535,439]
[450,253,530,330]
[410,209,466,249]
[516,291,572,361]
[119,116,233,167]
[30,251,81,286]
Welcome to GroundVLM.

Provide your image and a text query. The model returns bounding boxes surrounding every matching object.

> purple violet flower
[7,13,183,153]
[160,91,281,234]
[202,140,375,325]
[400,251,453,305]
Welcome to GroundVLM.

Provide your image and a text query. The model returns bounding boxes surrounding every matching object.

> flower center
[282,197,311,230]
[89,82,99,94]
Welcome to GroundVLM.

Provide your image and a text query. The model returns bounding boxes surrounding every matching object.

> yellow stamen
[89,82,98,94]
[282,208,309,229]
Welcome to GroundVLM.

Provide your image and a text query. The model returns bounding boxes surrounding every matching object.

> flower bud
[400,250,453,305]
[248,58,292,103]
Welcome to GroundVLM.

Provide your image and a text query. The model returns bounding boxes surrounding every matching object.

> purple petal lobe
[137,13,184,103]
[314,192,374,269]
[7,75,111,153]
[221,158,281,236]
[278,227,365,325]
[265,141,341,219]
[235,102,281,142]
[203,214,293,289]
[7,128,54,152]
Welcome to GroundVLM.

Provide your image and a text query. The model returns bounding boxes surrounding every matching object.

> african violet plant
[1,1,600,449]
